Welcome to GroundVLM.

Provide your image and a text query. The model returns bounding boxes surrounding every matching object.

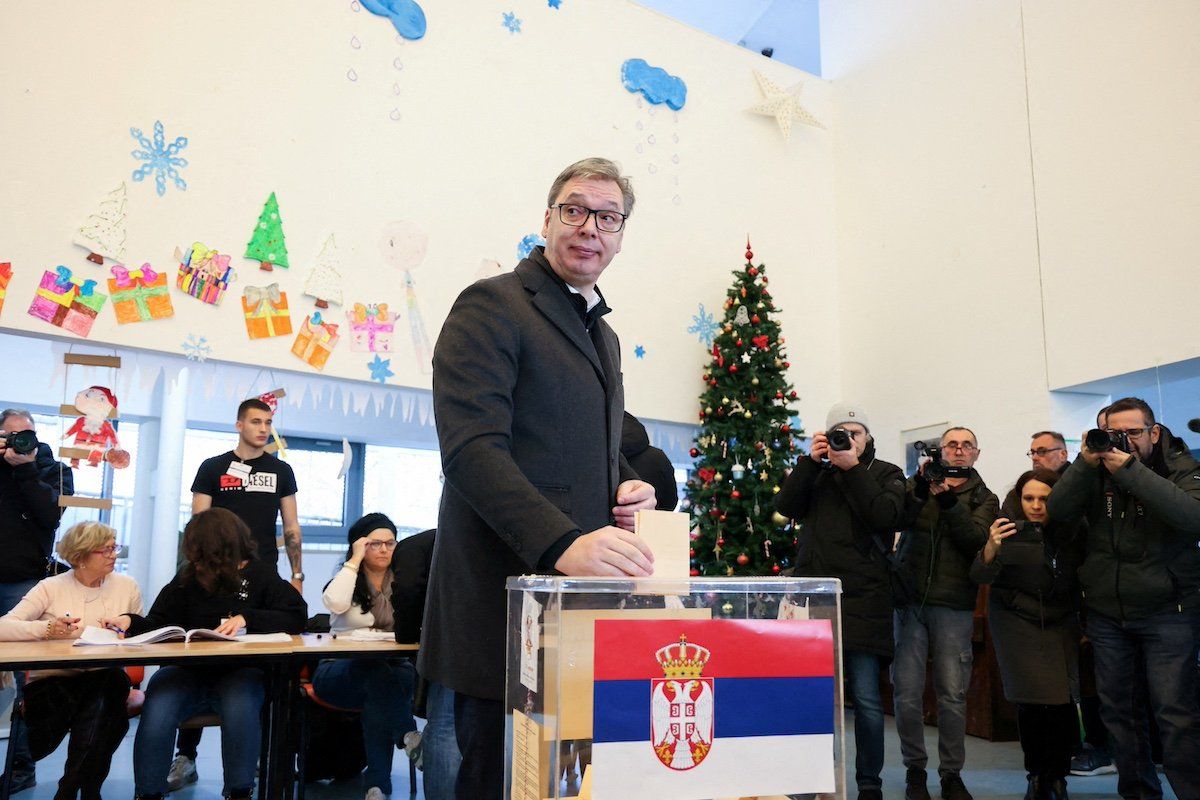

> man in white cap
[775,403,906,800]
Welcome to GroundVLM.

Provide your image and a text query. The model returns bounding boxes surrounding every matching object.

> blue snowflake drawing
[368,355,394,384]
[517,233,545,261]
[634,344,646,359]
[688,303,719,347]
[548,0,562,7]
[181,333,212,362]
[502,11,522,33]
[130,121,189,197]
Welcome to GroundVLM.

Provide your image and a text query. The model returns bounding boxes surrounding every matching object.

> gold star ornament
[747,70,825,140]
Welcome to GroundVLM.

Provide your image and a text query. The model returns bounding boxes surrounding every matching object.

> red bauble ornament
[781,424,791,433]
[745,237,754,261]
[719,514,727,522]
[709,509,720,518]
[690,568,700,577]
[771,564,781,574]
[689,548,695,557]
[689,448,699,458]
[729,365,738,373]
[748,266,758,276]
[699,411,706,419]
[784,361,791,368]
[702,373,710,381]
[776,390,784,398]
[731,489,741,499]
[736,338,743,347]
[789,391,798,399]
[716,537,725,546]
[736,553,750,566]
[755,441,765,450]
[751,315,761,324]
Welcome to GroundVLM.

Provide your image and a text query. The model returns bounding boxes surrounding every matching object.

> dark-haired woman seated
[105,508,307,800]
[311,513,416,800]
[970,469,1083,800]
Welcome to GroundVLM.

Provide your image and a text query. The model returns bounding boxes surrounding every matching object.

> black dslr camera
[913,441,970,483]
[1084,428,1130,453]
[0,429,38,456]
[827,427,853,452]
[999,520,1045,566]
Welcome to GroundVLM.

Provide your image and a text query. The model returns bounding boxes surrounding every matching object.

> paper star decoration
[747,70,824,140]
[368,355,394,384]
[740,352,752,364]
[634,344,646,359]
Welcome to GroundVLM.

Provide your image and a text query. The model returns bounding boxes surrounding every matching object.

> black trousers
[23,668,130,800]
[1016,703,1077,781]
[453,692,503,800]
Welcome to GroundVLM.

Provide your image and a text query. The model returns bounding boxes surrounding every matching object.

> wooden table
[0,636,420,800]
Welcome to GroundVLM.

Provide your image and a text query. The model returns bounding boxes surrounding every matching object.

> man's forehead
[1106,409,1151,428]
[555,178,622,208]
[2,417,32,432]
[941,431,976,444]
[1031,433,1059,445]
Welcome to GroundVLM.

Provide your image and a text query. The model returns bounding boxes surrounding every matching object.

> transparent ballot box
[504,576,845,800]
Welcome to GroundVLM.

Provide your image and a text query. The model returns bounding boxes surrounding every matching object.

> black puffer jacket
[1047,430,1200,620]
[774,441,906,657]
[897,470,998,611]
[0,443,73,583]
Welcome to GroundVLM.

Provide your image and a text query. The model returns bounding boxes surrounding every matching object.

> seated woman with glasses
[970,469,1083,800]
[312,512,417,800]
[104,508,307,800]
[0,522,142,800]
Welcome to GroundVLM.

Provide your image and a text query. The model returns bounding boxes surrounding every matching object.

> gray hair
[0,409,35,427]
[546,157,636,217]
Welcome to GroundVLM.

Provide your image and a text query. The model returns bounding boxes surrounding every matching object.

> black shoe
[1068,743,1116,776]
[940,773,974,800]
[858,790,883,800]
[1023,775,1040,800]
[2,772,36,794]
[1044,777,1068,800]
[906,768,932,800]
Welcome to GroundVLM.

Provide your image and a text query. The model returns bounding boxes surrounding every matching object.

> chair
[294,669,418,800]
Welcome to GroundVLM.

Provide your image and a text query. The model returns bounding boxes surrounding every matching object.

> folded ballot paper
[339,628,396,642]
[73,625,292,646]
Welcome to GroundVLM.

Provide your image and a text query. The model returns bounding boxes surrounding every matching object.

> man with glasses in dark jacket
[893,426,998,800]
[1048,396,1200,800]
[775,403,905,800]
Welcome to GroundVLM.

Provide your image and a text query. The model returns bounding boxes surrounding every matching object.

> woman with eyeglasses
[0,521,142,800]
[970,469,1083,800]
[112,508,307,800]
[311,513,417,800]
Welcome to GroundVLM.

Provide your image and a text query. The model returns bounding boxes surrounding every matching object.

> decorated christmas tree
[246,192,290,271]
[74,183,128,265]
[685,240,802,576]
[304,234,344,308]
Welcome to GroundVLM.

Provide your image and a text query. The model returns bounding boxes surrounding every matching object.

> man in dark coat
[0,408,73,791]
[620,412,678,511]
[775,403,905,800]
[1048,397,1200,800]
[420,158,657,800]
[893,426,998,800]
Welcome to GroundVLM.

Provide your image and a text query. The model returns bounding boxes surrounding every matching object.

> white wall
[0,1,838,429]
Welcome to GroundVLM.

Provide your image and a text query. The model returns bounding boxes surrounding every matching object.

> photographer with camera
[1047,397,1200,800]
[775,404,905,800]
[971,469,1083,800]
[893,427,998,800]
[0,408,74,792]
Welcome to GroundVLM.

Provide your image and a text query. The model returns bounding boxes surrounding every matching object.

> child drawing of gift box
[242,283,293,339]
[27,266,108,337]
[291,312,340,371]
[175,242,235,305]
[108,263,174,324]
[0,262,12,316]
[347,302,397,353]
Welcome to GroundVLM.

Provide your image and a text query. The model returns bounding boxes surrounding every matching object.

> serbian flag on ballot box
[591,618,836,800]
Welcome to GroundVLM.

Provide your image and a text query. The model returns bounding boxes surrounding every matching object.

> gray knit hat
[825,402,869,432]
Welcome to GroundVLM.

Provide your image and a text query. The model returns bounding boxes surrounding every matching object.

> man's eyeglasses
[1107,427,1151,440]
[91,544,121,556]
[942,442,978,453]
[364,540,398,552]
[552,203,627,233]
[1027,447,1065,458]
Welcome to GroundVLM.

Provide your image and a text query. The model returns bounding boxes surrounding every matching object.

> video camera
[1084,428,1130,454]
[913,441,970,483]
[0,429,39,456]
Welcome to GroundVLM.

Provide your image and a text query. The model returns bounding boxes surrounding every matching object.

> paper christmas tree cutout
[74,183,128,265]
[303,234,344,309]
[245,192,290,271]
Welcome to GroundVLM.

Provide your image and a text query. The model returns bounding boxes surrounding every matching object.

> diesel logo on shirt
[243,472,278,493]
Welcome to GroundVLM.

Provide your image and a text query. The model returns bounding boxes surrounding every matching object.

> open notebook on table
[72,625,293,646]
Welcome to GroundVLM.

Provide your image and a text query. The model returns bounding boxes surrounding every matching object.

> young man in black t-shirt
[174,398,303,788]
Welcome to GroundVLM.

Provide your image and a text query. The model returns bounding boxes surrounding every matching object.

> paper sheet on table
[339,628,396,642]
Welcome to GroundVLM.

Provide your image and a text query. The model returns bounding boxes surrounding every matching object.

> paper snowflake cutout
[131,121,189,196]
[688,303,719,347]
[502,11,522,33]
[548,0,562,7]
[634,344,646,359]
[368,354,394,384]
[181,333,212,362]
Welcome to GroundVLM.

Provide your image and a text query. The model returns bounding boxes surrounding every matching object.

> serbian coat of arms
[650,634,714,770]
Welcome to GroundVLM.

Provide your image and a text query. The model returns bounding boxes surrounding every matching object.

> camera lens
[1084,428,1113,452]
[828,428,852,451]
